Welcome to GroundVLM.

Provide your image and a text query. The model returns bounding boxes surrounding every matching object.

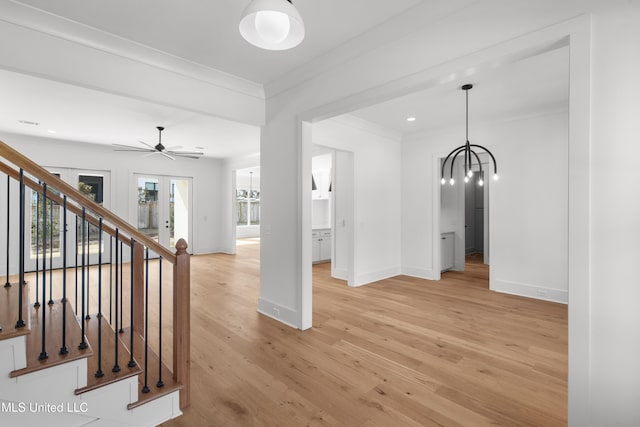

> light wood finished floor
[160,243,567,427]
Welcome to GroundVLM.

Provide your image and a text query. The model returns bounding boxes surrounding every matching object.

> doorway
[134,174,192,251]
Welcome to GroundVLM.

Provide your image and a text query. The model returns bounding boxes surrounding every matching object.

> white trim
[257,297,300,330]
[401,266,436,281]
[351,267,401,288]
[492,279,568,304]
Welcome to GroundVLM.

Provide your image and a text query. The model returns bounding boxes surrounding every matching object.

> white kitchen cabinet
[441,232,454,272]
[312,229,332,263]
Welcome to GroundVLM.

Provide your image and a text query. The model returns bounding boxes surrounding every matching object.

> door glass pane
[30,174,62,259]
[137,177,159,242]
[78,175,104,254]
[170,179,189,248]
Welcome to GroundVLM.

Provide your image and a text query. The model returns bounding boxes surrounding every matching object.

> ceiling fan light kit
[440,84,498,187]
[239,0,305,50]
[112,126,204,160]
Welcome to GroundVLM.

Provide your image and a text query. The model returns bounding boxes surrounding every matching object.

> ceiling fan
[113,126,204,160]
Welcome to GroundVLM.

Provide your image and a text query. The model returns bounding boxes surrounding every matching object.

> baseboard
[352,267,401,287]
[331,267,348,281]
[401,266,436,281]
[257,298,300,329]
[491,279,568,304]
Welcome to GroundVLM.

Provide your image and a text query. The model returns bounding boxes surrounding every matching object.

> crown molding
[3,1,265,100]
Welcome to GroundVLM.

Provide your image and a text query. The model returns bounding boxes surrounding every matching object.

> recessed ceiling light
[18,120,39,126]
[407,117,416,122]
[47,130,56,134]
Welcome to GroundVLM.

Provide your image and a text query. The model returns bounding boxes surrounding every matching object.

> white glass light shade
[449,178,455,185]
[464,176,469,183]
[441,177,446,185]
[493,174,499,181]
[239,0,305,50]
[467,170,473,177]
[478,179,484,186]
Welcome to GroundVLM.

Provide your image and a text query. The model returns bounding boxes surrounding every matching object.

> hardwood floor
[161,243,567,427]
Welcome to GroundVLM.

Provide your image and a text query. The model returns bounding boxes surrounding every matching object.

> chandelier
[440,84,498,186]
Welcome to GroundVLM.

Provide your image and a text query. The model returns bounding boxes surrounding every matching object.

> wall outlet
[273,308,280,317]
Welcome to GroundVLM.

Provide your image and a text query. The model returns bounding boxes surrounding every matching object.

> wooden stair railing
[0,138,190,409]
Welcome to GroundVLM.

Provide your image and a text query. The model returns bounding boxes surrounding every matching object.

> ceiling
[1,1,570,159]
[350,46,569,135]
[15,0,425,85]
[0,68,260,159]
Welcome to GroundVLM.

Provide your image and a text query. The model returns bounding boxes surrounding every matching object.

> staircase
[0,140,190,426]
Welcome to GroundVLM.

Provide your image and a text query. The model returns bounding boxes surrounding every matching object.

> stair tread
[11,299,92,377]
[120,327,182,409]
[75,315,142,395]
[0,283,30,341]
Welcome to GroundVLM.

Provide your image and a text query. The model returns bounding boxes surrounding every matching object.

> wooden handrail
[0,139,175,262]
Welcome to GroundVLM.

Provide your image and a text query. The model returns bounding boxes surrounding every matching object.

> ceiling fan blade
[173,154,202,159]
[159,151,175,160]
[164,145,183,151]
[169,151,204,156]
[138,140,157,150]
[142,152,162,158]
[112,143,154,152]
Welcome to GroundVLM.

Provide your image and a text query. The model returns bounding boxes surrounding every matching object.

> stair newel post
[34,187,40,308]
[112,228,120,373]
[59,196,69,355]
[15,169,26,328]
[85,219,90,320]
[47,195,53,306]
[4,174,10,288]
[95,217,104,378]
[157,255,164,388]
[127,237,136,368]
[38,182,48,360]
[142,246,150,394]
[173,238,190,409]
[78,208,88,350]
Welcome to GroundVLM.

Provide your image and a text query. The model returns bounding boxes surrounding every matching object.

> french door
[134,175,192,252]
[26,168,111,271]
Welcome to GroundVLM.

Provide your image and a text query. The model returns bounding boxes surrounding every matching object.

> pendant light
[440,84,498,187]
[239,0,305,50]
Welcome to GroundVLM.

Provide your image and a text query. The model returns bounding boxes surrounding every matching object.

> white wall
[403,110,569,303]
[0,131,225,274]
[589,3,640,425]
[313,116,402,287]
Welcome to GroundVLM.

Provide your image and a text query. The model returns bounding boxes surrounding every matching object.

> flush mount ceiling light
[440,84,498,187]
[239,0,305,50]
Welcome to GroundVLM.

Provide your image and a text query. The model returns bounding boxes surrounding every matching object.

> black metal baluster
[34,189,40,308]
[38,183,48,359]
[75,215,78,311]
[157,255,164,388]
[47,197,53,306]
[85,219,90,320]
[119,240,123,334]
[15,170,26,329]
[4,175,10,288]
[60,196,68,355]
[78,208,88,350]
[112,228,120,373]
[95,218,104,378]
[142,247,150,393]
[109,235,113,324]
[127,238,135,368]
